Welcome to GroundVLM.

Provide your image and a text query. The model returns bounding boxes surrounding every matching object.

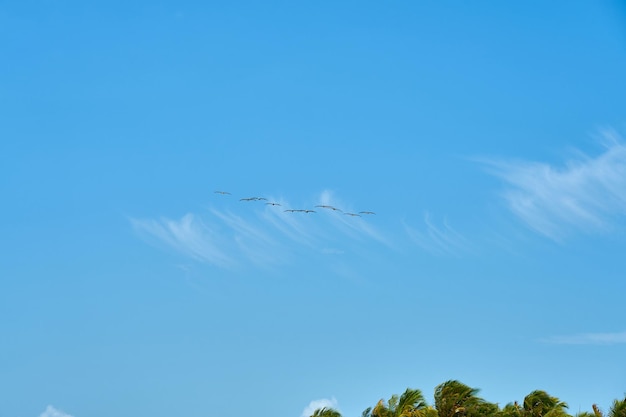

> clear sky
[1,1,626,417]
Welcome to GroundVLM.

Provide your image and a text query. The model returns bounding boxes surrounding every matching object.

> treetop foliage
[308,380,626,417]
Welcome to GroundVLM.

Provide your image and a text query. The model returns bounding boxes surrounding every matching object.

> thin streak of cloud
[259,197,322,247]
[131,213,234,268]
[132,190,393,269]
[541,331,626,345]
[301,397,339,417]
[333,211,390,245]
[483,130,626,240]
[210,209,278,247]
[317,189,393,248]
[39,405,74,417]
[404,212,470,256]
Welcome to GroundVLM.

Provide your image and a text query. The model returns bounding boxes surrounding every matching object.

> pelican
[359,211,376,215]
[214,191,231,195]
[240,197,258,201]
[266,202,281,206]
[315,205,342,211]
[344,212,361,217]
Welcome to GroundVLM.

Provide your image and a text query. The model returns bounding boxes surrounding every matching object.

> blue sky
[1,1,626,416]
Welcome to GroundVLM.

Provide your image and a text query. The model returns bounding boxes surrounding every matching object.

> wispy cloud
[404,212,470,256]
[301,397,339,417]
[39,405,74,417]
[131,190,390,269]
[316,189,393,248]
[259,197,322,248]
[209,209,287,267]
[483,130,626,240]
[131,213,235,269]
[541,330,626,345]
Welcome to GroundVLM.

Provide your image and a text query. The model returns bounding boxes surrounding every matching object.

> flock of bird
[213,191,375,217]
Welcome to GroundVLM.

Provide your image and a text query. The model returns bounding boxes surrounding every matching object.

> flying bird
[214,191,231,195]
[240,197,262,201]
[304,210,316,213]
[344,212,361,217]
[315,205,342,211]
[266,202,281,206]
[359,211,376,215]
[240,197,268,202]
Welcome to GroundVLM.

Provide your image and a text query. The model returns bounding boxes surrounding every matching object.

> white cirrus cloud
[404,212,470,256]
[131,190,391,269]
[316,189,392,248]
[482,130,626,240]
[541,330,626,345]
[131,213,235,269]
[39,405,74,417]
[301,397,339,417]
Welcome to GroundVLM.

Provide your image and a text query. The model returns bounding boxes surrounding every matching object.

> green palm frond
[434,380,484,417]
[311,407,342,417]
[499,403,523,417]
[366,388,430,417]
[592,405,604,417]
[522,390,568,417]
[609,397,626,417]
[398,388,428,413]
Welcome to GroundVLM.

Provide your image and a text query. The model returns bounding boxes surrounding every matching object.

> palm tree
[473,400,499,417]
[499,391,569,417]
[592,397,626,417]
[521,390,569,417]
[311,407,342,417]
[593,405,603,417]
[610,397,626,417]
[434,380,496,417]
[499,402,523,417]
[363,388,432,417]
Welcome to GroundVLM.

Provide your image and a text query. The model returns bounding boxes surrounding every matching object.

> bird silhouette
[214,191,231,195]
[344,212,361,217]
[359,211,376,215]
[315,205,342,212]
[266,202,281,206]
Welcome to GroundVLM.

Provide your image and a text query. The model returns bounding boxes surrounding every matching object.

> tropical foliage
[434,380,497,417]
[307,380,625,417]
[592,398,626,417]
[312,407,343,417]
[362,388,433,417]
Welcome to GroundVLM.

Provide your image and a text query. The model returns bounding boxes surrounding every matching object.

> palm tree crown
[310,407,342,417]
[363,388,430,417]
